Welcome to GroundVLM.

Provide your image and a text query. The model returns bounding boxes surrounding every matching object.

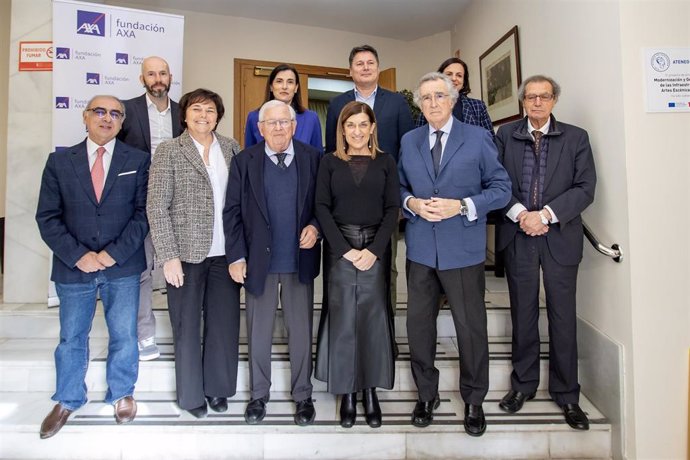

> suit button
[434,189,439,194]
[266,247,270,253]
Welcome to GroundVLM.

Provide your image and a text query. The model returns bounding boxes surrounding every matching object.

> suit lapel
[248,144,270,223]
[171,101,182,137]
[438,121,464,176]
[544,132,564,190]
[178,132,211,184]
[373,89,387,120]
[135,95,152,152]
[100,141,128,203]
[70,141,99,206]
[415,129,436,181]
[294,143,309,222]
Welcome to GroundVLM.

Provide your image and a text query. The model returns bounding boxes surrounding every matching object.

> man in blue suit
[399,73,511,436]
[117,56,183,361]
[325,45,414,346]
[36,95,150,438]
[224,100,321,426]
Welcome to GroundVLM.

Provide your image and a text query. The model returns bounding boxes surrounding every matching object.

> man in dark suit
[224,100,321,426]
[325,44,414,343]
[495,75,596,430]
[399,73,511,437]
[117,56,183,361]
[36,95,150,438]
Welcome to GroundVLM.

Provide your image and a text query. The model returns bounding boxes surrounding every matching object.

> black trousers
[504,233,580,405]
[406,260,489,405]
[166,256,241,410]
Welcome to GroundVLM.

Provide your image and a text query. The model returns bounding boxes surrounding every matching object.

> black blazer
[118,94,183,153]
[495,116,597,266]
[325,87,414,161]
[223,140,321,296]
[36,139,150,283]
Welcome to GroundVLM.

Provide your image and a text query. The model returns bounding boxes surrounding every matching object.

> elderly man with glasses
[36,95,150,438]
[398,73,511,436]
[224,100,321,426]
[495,75,597,430]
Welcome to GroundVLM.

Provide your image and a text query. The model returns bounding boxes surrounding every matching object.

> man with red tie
[36,95,150,438]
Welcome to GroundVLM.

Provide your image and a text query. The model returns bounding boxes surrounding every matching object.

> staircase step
[0,390,611,459]
[0,337,550,393]
[0,299,547,341]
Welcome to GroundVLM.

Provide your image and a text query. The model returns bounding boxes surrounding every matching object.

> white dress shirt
[86,137,115,176]
[190,133,228,258]
[146,93,173,155]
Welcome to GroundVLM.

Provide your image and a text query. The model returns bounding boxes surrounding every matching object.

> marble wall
[5,0,53,303]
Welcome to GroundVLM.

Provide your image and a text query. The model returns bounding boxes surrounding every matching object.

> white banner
[49,0,184,305]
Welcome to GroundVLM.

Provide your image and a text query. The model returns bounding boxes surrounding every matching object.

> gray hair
[84,95,126,116]
[413,72,459,109]
[518,75,561,102]
[258,99,296,122]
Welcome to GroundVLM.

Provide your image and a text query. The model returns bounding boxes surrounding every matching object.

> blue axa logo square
[77,10,106,37]
[55,97,70,109]
[86,73,100,85]
[115,53,128,64]
[55,48,70,60]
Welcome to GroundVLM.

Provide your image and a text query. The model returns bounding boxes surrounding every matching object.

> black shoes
[562,403,590,430]
[206,396,228,413]
[188,403,208,419]
[411,394,440,427]
[498,390,536,413]
[244,396,269,424]
[294,397,316,426]
[464,404,486,437]
[363,388,382,428]
[339,393,357,428]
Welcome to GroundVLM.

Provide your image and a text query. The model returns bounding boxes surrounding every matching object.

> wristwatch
[538,210,549,225]
[459,199,469,216]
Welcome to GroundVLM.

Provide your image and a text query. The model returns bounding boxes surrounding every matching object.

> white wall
[451,0,688,458]
[0,0,9,219]
[619,1,689,459]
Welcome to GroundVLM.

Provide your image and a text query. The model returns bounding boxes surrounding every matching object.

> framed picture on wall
[479,26,523,125]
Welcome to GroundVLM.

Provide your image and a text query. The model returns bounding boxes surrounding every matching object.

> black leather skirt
[315,224,395,394]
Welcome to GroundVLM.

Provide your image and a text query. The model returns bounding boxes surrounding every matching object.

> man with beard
[118,56,183,361]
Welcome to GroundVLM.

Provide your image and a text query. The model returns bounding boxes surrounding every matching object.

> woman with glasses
[418,58,494,137]
[314,101,399,428]
[147,88,241,419]
[244,63,323,153]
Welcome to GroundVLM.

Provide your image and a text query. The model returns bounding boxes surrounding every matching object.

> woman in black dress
[314,101,399,428]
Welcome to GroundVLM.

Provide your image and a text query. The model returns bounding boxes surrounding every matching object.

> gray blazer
[147,130,240,266]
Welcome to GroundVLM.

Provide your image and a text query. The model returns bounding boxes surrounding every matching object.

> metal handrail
[583,221,623,263]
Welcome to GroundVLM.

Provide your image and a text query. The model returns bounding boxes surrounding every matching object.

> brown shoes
[40,404,73,439]
[114,396,137,424]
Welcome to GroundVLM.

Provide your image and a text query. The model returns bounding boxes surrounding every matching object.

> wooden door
[378,68,397,92]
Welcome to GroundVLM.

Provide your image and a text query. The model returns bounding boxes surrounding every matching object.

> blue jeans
[54,274,140,410]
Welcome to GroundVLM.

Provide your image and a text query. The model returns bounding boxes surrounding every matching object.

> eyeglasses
[524,93,555,102]
[86,107,125,121]
[420,92,450,104]
[261,119,293,129]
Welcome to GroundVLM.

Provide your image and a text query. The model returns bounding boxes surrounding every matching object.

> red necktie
[91,146,105,202]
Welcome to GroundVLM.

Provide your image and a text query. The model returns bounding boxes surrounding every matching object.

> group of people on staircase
[35,43,595,440]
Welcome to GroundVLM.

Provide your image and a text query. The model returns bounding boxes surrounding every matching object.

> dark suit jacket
[118,94,183,153]
[36,139,150,283]
[495,116,597,266]
[223,140,321,296]
[399,118,511,270]
[325,87,414,161]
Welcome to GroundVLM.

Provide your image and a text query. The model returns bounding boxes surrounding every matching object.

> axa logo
[86,73,100,85]
[115,53,128,65]
[55,47,70,60]
[76,10,106,37]
[55,97,69,109]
